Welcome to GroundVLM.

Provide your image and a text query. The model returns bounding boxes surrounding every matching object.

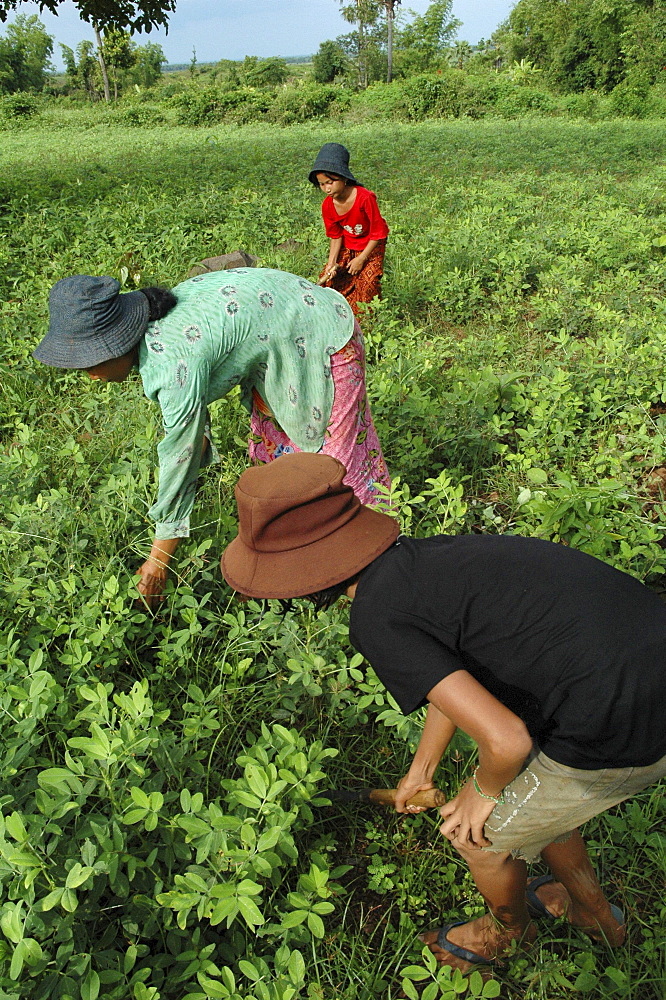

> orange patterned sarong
[319,239,386,317]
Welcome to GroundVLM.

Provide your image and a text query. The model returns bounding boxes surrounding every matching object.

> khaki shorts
[483,749,666,862]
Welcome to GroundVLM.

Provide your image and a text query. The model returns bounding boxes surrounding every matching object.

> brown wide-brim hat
[221,453,399,599]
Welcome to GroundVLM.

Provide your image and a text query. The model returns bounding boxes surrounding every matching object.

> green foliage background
[0,118,665,999]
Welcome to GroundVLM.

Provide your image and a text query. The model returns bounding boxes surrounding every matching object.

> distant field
[1,118,665,1000]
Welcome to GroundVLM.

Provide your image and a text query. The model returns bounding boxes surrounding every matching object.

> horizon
[3,0,515,70]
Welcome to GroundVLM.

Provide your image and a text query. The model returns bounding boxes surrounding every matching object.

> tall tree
[130,39,164,87]
[92,20,110,99]
[381,0,401,82]
[398,0,460,66]
[0,13,53,91]
[0,0,174,100]
[312,39,348,82]
[500,0,664,92]
[101,26,134,98]
[339,0,381,88]
[0,1,175,32]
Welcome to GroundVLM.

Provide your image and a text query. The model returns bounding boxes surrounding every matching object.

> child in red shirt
[309,143,389,316]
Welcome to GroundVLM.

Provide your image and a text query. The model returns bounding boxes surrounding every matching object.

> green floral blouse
[138,268,354,539]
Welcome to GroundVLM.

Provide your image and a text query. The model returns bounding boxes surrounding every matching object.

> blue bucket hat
[308,142,360,187]
[33,275,150,369]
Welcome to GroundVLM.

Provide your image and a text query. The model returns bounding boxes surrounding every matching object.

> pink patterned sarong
[248,320,390,505]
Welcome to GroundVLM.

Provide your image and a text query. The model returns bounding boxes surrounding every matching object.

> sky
[5,0,515,68]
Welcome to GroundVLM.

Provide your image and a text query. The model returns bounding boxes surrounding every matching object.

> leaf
[400,979,420,1000]
[237,879,263,896]
[124,808,149,825]
[400,965,430,982]
[130,786,151,809]
[238,959,261,981]
[5,812,27,843]
[81,969,100,1000]
[61,888,78,912]
[67,737,111,761]
[256,826,281,851]
[287,949,305,985]
[81,839,97,866]
[312,901,335,915]
[245,765,268,799]
[280,910,307,928]
[237,895,265,928]
[21,937,43,967]
[195,976,230,998]
[481,980,502,998]
[209,898,238,926]
[38,767,83,794]
[526,467,548,484]
[66,863,94,888]
[124,944,138,974]
[1,904,24,944]
[232,790,262,808]
[177,816,212,838]
[306,912,325,938]
[39,888,64,912]
[9,940,25,981]
[468,971,483,995]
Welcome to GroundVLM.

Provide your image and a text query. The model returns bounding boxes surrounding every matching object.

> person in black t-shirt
[221,453,666,972]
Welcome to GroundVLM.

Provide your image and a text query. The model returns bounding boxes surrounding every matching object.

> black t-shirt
[349,535,666,769]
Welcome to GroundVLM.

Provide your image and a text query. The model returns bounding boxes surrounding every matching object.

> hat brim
[222,503,399,599]
[309,163,360,187]
[33,290,149,369]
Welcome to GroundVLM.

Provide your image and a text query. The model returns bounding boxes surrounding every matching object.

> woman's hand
[347,255,366,276]
[439,779,496,850]
[394,773,438,814]
[135,537,180,610]
[136,558,169,609]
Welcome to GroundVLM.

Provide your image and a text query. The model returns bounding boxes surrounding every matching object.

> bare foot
[528,877,625,946]
[527,875,570,918]
[419,914,535,972]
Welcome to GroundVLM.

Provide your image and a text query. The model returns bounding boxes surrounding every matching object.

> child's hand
[347,256,365,276]
[318,263,338,286]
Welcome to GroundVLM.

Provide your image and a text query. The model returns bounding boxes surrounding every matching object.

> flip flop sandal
[526,874,625,929]
[429,922,495,967]
[525,874,558,919]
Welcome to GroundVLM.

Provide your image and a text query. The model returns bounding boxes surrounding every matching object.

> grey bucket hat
[308,142,360,186]
[33,275,150,369]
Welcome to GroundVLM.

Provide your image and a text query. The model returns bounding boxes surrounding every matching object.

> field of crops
[1,117,666,1000]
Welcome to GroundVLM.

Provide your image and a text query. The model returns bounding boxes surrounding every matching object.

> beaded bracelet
[472,766,505,805]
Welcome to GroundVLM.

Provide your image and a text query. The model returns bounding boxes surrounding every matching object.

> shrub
[492,82,558,117]
[112,102,167,126]
[267,83,346,125]
[172,86,272,126]
[0,93,40,125]
[346,81,411,121]
[561,89,608,120]
[610,72,654,118]
[400,72,473,120]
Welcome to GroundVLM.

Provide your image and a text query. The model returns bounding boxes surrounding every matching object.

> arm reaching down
[394,701,457,813]
[425,671,532,850]
[137,536,180,608]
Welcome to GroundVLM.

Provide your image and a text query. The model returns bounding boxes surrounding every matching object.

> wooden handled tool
[326,787,446,808]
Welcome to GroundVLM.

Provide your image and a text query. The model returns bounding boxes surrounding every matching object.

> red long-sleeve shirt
[321,186,389,251]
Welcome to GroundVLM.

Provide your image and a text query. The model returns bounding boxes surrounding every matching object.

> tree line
[1,0,665,102]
